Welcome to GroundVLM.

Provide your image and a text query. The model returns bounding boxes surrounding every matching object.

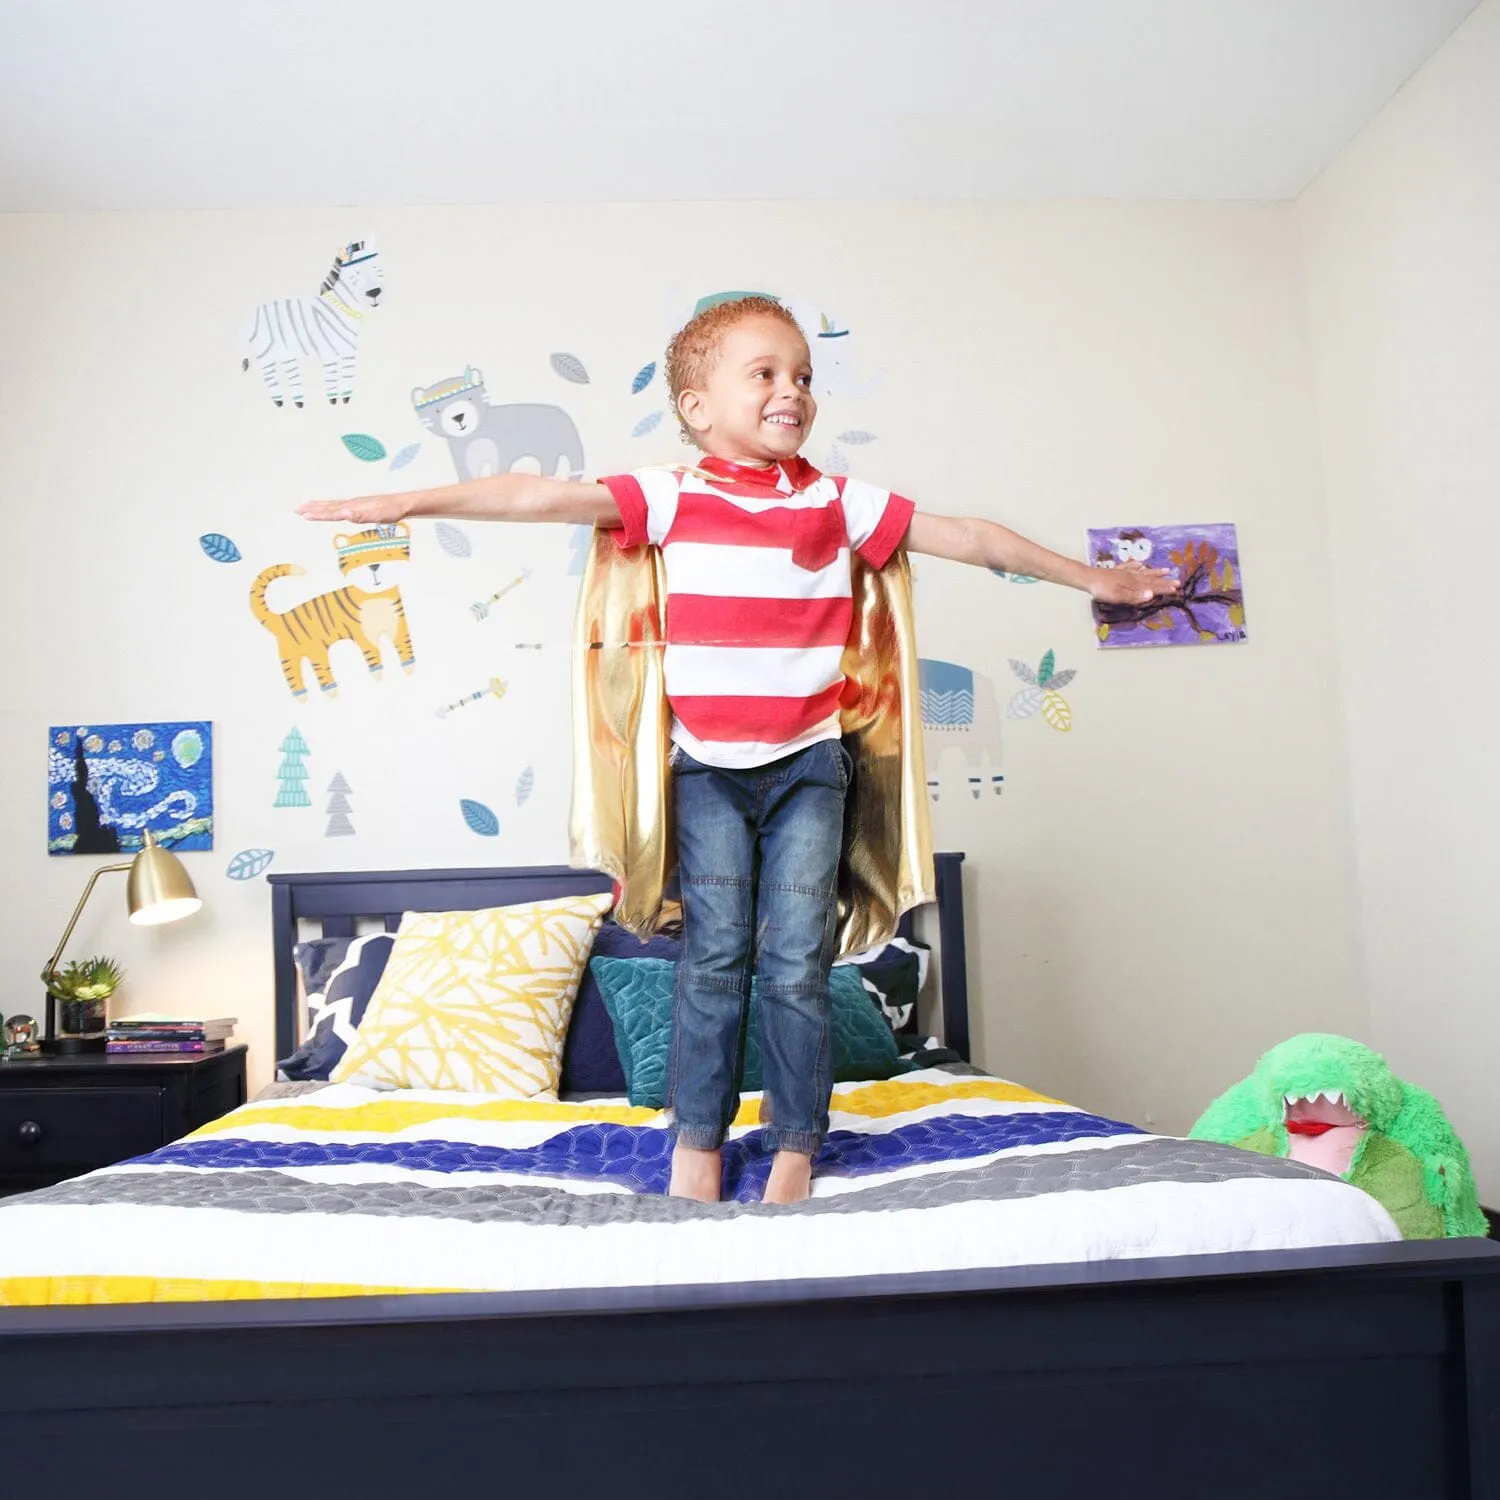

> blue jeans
[665,737,851,1157]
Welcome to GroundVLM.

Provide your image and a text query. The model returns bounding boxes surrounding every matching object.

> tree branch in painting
[1094,540,1245,639]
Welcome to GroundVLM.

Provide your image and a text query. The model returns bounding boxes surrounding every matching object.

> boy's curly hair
[664,296,806,446]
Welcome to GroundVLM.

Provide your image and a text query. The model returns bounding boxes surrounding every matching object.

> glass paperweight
[3,1014,39,1058]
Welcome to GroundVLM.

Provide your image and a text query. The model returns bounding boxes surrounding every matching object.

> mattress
[0,1068,1401,1304]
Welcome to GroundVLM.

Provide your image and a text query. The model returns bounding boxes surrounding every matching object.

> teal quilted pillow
[589,956,909,1108]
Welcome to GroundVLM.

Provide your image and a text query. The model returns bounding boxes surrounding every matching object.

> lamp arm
[40,861,132,985]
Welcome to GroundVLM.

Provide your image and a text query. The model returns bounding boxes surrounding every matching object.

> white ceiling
[0,0,1480,211]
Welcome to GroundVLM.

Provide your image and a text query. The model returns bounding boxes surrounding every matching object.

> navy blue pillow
[560,923,681,1095]
[291,937,351,1004]
[278,932,395,1082]
[841,939,926,1036]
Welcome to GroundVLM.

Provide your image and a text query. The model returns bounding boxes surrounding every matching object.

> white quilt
[0,1069,1401,1304]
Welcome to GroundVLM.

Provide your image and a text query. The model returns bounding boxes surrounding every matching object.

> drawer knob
[16,1119,42,1145]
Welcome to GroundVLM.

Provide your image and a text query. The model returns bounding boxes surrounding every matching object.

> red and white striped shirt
[600,455,914,769]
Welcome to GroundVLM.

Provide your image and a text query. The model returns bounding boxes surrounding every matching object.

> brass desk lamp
[40,830,202,1055]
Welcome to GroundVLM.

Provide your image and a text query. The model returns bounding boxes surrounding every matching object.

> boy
[299,296,1176,1205]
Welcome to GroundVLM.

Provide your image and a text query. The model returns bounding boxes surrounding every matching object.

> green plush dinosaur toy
[1189,1033,1487,1240]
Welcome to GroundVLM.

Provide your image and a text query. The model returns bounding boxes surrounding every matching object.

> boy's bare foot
[763,1150,813,1205]
[668,1144,722,1202]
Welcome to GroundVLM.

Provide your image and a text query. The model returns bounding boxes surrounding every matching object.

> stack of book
[105,1014,237,1055]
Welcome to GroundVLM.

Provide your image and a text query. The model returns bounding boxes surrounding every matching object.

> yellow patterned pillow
[329,892,614,1096]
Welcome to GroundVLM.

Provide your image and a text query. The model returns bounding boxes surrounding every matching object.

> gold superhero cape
[568,528,934,956]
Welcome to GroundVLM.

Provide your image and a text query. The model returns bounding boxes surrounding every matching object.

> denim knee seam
[756,978,828,999]
[680,967,747,994]
[756,881,837,899]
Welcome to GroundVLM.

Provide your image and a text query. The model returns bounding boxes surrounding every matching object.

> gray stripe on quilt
[3,1139,1342,1225]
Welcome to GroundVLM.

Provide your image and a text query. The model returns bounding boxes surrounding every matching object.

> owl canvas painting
[1087,523,1246,649]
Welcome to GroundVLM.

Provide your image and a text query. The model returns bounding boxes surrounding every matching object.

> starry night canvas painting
[48,722,213,855]
[1087,523,1247,648]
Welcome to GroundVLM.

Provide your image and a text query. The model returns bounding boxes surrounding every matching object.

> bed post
[1464,1275,1500,1498]
[934,851,969,1062]
[270,878,296,1063]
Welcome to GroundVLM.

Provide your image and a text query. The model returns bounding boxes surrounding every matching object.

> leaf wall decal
[550,352,590,384]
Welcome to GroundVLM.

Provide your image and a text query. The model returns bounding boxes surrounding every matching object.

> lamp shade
[126,830,202,927]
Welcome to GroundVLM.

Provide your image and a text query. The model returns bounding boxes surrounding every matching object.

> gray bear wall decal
[412,368,584,482]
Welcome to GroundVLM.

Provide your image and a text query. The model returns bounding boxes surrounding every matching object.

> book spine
[108,1030,209,1041]
[109,1028,234,1038]
[110,1025,234,1034]
[110,1020,238,1031]
[105,1041,211,1053]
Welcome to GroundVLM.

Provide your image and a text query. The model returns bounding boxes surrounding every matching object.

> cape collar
[697,454,823,493]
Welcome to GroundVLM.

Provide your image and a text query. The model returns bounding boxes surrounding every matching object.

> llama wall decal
[779,297,884,401]
[917,658,1004,799]
[682,291,884,402]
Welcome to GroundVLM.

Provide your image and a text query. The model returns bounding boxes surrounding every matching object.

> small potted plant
[45,955,124,1038]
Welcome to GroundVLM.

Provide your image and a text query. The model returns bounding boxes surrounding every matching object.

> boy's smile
[678,314,818,465]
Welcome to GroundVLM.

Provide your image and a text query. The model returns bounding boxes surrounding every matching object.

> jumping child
[298,296,1176,1204]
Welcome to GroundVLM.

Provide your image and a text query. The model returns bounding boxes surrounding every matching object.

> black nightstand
[0,1045,247,1197]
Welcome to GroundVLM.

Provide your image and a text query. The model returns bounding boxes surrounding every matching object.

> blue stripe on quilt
[144,1110,1141,1202]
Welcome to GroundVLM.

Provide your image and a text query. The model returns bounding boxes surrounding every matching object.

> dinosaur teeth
[1282,1089,1348,1111]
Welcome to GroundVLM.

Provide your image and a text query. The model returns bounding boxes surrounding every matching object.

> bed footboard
[2,1240,1497,1500]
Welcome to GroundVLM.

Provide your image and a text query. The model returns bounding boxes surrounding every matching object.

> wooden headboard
[266,853,970,1065]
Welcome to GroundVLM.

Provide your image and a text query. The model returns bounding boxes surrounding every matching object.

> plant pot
[58,996,108,1038]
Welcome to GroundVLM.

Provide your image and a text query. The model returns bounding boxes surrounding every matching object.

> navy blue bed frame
[3,856,1499,1500]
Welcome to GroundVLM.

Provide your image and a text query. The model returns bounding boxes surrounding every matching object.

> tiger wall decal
[249,524,416,700]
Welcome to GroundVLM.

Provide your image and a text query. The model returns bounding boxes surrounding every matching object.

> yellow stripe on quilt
[0,1275,474,1306]
[188,1097,662,1138]
[826,1078,1068,1119]
[188,1076,1067,1140]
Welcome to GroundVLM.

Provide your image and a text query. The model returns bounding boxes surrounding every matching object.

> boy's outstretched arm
[903,510,1178,604]
[297,473,622,528]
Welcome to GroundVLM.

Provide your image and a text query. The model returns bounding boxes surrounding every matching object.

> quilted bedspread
[0,1069,1401,1304]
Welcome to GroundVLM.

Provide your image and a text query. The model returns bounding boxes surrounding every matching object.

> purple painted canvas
[1087,523,1246,649]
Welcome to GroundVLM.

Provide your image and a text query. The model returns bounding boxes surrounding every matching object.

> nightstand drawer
[0,1087,163,1170]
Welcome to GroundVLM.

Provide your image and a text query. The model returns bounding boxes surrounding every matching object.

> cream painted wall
[1300,0,1500,1191]
[0,199,1365,1133]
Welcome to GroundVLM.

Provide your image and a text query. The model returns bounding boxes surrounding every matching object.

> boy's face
[678,315,817,463]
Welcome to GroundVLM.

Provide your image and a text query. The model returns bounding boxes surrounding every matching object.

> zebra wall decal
[240,241,385,408]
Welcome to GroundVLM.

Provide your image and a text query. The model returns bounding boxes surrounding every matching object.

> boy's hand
[297,494,411,524]
[1089,563,1179,604]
